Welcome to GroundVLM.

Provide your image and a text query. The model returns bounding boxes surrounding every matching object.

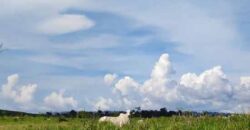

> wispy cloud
[37,14,95,35]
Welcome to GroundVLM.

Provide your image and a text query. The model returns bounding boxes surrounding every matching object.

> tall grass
[0,115,249,130]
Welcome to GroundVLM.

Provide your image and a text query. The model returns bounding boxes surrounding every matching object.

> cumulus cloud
[37,14,95,35]
[231,77,250,113]
[180,66,233,102]
[44,90,78,111]
[104,73,118,85]
[150,53,175,79]
[141,53,177,102]
[96,53,250,113]
[1,74,37,104]
[114,76,139,96]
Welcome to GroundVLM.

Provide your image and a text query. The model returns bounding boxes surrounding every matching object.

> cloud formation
[94,97,114,110]
[1,0,250,114]
[0,74,79,112]
[114,76,139,96]
[37,14,95,35]
[1,74,37,104]
[44,90,78,111]
[97,53,250,113]
[104,73,118,85]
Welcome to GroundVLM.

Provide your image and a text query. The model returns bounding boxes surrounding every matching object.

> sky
[0,0,250,113]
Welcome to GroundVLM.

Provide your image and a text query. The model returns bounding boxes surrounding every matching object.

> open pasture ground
[0,115,249,130]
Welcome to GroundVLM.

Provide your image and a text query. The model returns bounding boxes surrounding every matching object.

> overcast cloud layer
[0,0,250,113]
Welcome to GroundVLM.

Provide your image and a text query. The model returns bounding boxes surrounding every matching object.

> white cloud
[180,66,233,101]
[93,96,141,111]
[1,74,37,104]
[150,53,175,79]
[114,76,139,96]
[104,73,118,85]
[177,66,234,111]
[37,14,95,35]
[141,53,176,100]
[98,53,250,113]
[44,90,78,111]
[97,75,141,111]
[233,77,250,113]
[240,77,250,87]
[94,97,114,110]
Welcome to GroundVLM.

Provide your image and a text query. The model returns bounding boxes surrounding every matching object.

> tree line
[0,107,231,118]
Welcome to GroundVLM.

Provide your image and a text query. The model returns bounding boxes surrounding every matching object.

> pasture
[0,115,249,130]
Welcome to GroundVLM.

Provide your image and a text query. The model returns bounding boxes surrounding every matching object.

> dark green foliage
[0,109,35,117]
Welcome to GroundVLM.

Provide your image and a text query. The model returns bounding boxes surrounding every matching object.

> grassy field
[0,115,249,130]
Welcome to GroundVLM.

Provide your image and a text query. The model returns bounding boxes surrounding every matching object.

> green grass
[0,115,249,130]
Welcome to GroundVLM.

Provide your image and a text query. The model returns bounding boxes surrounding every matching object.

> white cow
[99,110,131,127]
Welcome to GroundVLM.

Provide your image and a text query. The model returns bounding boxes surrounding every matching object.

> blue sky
[0,0,250,113]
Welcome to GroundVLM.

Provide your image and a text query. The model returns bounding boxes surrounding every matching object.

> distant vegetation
[0,108,249,130]
[0,109,36,117]
[0,107,232,118]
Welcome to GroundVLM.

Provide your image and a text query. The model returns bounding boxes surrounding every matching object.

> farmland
[0,114,249,130]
